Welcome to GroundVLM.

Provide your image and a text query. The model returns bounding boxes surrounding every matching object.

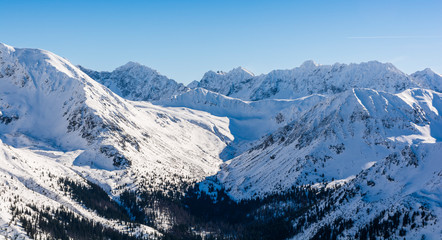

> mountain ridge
[1,43,441,240]
[78,62,188,101]
[81,59,442,103]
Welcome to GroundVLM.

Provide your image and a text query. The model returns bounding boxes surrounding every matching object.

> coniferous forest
[8,177,435,240]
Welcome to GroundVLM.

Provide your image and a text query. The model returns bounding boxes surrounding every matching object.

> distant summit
[411,68,442,92]
[79,62,188,101]
[81,60,441,103]
[188,61,422,101]
[299,60,319,69]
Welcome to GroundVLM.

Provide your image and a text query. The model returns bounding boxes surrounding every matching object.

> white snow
[1,42,441,240]
[0,43,234,237]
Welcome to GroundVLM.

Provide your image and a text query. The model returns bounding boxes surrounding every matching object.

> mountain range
[0,43,441,240]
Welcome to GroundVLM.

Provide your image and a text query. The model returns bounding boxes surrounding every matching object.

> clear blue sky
[1,0,441,84]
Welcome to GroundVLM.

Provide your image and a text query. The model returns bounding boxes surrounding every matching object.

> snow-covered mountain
[0,43,233,238]
[217,88,442,199]
[412,68,442,93]
[0,139,160,239]
[203,88,441,239]
[78,62,188,101]
[159,88,324,140]
[1,43,441,240]
[290,141,442,239]
[189,67,255,97]
[190,61,424,101]
[0,43,231,175]
[157,88,326,159]
[82,60,441,151]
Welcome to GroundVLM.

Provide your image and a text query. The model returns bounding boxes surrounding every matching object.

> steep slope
[158,88,325,159]
[217,88,442,200]
[2,42,441,239]
[0,43,233,237]
[79,62,188,101]
[81,61,434,154]
[412,68,442,93]
[0,140,159,239]
[291,142,442,239]
[189,67,255,97]
[207,87,442,239]
[0,43,231,176]
[190,61,420,100]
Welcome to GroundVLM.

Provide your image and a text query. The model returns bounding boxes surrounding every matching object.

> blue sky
[1,0,441,84]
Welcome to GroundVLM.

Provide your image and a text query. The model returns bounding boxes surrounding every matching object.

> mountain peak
[121,61,141,68]
[299,60,319,69]
[357,60,402,73]
[2,43,442,240]
[229,66,255,77]
[80,62,187,101]
[194,60,420,101]
[187,80,200,88]
[423,67,434,73]
[204,67,254,78]
[0,43,15,52]
[411,67,442,92]
[115,61,157,73]
[416,67,441,77]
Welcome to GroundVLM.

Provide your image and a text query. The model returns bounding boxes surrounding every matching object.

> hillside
[0,43,232,238]
[1,43,441,240]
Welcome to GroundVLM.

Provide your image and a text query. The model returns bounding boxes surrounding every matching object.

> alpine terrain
[0,43,441,240]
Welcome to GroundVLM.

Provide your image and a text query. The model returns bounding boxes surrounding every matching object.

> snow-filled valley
[0,43,441,239]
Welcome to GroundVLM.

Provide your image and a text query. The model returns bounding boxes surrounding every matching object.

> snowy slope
[1,42,441,239]
[78,62,188,101]
[189,67,255,97]
[0,43,232,176]
[210,87,442,239]
[190,61,421,100]
[412,68,442,93]
[158,88,325,159]
[217,88,442,200]
[159,88,325,140]
[81,60,437,152]
[0,140,159,239]
[0,43,234,237]
[291,142,442,239]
